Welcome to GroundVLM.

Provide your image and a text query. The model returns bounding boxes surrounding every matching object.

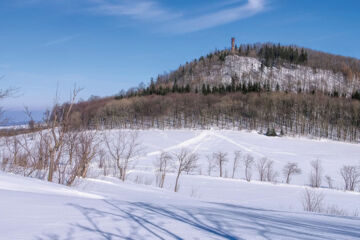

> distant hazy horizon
[1,110,45,126]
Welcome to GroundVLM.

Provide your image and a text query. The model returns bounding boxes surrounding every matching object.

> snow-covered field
[132,129,360,186]
[1,129,360,239]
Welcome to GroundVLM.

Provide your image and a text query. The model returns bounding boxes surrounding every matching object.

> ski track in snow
[146,129,266,158]
[212,131,266,157]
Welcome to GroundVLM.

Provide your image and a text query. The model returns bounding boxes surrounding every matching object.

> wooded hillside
[152,43,360,96]
[61,43,360,142]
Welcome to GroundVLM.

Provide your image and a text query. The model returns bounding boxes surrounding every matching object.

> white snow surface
[1,129,360,239]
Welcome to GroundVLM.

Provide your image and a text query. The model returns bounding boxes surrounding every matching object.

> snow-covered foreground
[1,172,360,240]
[1,129,360,239]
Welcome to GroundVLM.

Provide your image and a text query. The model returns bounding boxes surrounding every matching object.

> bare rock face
[198,55,359,95]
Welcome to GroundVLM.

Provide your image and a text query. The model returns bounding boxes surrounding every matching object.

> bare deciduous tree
[309,159,323,188]
[104,131,141,181]
[64,131,78,166]
[243,154,254,182]
[302,188,324,213]
[174,149,198,192]
[213,151,228,178]
[340,165,360,191]
[98,149,109,176]
[55,130,99,186]
[44,87,81,182]
[283,162,302,184]
[265,159,278,182]
[3,132,51,179]
[154,152,173,188]
[256,158,268,181]
[325,175,333,189]
[18,134,49,178]
[75,131,98,178]
[206,155,215,176]
[55,131,77,185]
[2,136,26,174]
[232,151,241,178]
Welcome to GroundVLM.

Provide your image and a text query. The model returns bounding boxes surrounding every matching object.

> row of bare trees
[207,151,301,184]
[69,92,360,143]
[1,129,142,186]
[153,149,360,193]
[308,159,360,192]
[1,128,99,186]
[153,150,301,192]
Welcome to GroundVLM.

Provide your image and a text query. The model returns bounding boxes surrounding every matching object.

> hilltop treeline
[68,91,360,142]
[117,77,360,101]
[244,43,308,66]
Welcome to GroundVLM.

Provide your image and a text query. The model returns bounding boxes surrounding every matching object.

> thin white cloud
[90,0,181,21]
[169,0,266,33]
[44,34,80,47]
[21,0,267,33]
[90,0,267,33]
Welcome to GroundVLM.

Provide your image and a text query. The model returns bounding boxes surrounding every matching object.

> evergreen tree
[158,85,164,95]
[242,82,248,93]
[266,128,277,137]
[212,85,219,94]
[149,78,156,95]
[352,90,360,100]
[202,84,207,95]
[172,79,179,93]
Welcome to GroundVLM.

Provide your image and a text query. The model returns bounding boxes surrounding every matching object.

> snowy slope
[1,171,360,240]
[129,129,360,188]
[1,129,360,239]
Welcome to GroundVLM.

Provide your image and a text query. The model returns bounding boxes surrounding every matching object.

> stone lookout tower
[231,37,235,52]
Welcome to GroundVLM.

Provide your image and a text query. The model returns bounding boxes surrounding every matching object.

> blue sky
[1,0,360,112]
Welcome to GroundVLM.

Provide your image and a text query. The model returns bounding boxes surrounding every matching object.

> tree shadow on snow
[35,200,360,240]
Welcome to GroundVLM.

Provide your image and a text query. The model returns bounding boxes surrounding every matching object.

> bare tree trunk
[48,151,55,182]
[174,170,181,192]
[174,148,198,192]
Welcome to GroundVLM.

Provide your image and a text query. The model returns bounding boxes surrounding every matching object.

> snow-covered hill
[200,55,359,95]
